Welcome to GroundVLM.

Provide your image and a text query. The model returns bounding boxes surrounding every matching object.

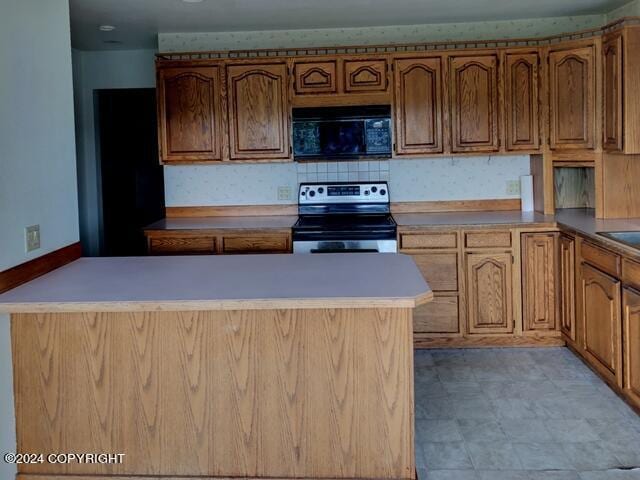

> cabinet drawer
[623,258,640,290]
[149,236,216,255]
[222,235,291,254]
[581,241,621,277]
[414,295,459,334]
[400,232,457,250]
[465,231,512,248]
[412,253,458,291]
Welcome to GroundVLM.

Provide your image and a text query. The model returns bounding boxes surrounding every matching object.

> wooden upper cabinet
[466,252,513,334]
[522,233,557,331]
[504,52,540,151]
[580,263,622,387]
[292,60,338,95]
[449,55,499,153]
[559,234,576,341]
[227,63,290,160]
[603,34,623,151]
[623,287,640,409]
[157,66,224,163]
[549,46,596,150]
[343,58,389,93]
[393,57,443,155]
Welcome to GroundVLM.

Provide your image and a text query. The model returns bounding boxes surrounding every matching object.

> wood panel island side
[0,254,432,480]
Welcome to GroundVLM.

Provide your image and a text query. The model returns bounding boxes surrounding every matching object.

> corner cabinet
[522,233,557,332]
[227,63,291,160]
[157,65,225,163]
[504,52,540,151]
[449,55,499,153]
[623,287,640,409]
[466,252,513,334]
[393,57,443,155]
[548,45,596,150]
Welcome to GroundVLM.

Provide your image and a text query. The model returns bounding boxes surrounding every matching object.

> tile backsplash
[296,160,390,184]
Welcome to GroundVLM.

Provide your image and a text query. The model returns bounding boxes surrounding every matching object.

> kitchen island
[0,253,431,480]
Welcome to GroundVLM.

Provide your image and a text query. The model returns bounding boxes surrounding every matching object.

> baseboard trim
[0,242,82,294]
[414,335,565,349]
[392,199,522,214]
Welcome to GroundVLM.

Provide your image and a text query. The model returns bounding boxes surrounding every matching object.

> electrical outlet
[277,186,292,201]
[25,225,40,252]
[506,180,521,196]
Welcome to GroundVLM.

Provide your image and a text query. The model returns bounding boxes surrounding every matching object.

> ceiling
[70,0,629,51]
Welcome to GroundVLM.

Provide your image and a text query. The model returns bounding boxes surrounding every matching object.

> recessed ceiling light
[99,25,116,32]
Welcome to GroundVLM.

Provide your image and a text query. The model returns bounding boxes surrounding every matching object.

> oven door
[293,239,397,254]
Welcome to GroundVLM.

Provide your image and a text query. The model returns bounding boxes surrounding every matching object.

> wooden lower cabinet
[559,234,577,341]
[522,233,558,332]
[146,231,292,255]
[148,235,217,255]
[580,262,622,387]
[623,287,640,409]
[466,252,513,334]
[414,294,459,334]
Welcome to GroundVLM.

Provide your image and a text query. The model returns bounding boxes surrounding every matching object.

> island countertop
[0,253,432,313]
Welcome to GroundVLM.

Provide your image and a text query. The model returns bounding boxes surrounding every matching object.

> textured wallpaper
[158,15,604,52]
[164,156,530,206]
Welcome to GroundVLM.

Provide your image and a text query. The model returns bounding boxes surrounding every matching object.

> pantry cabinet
[227,62,290,160]
[623,287,640,409]
[449,55,500,153]
[504,52,540,151]
[559,234,576,341]
[580,262,622,387]
[157,65,225,163]
[548,45,596,150]
[393,57,443,155]
[522,233,557,332]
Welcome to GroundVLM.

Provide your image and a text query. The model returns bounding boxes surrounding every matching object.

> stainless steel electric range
[292,182,397,254]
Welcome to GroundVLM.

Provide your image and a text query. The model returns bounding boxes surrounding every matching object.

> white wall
[607,0,640,21]
[0,0,79,476]
[72,49,157,255]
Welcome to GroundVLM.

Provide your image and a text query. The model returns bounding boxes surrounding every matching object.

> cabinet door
[581,263,622,387]
[157,66,224,162]
[522,233,557,331]
[549,46,595,150]
[505,52,540,151]
[414,294,459,334]
[466,252,513,334]
[227,63,290,160]
[603,34,623,152]
[449,55,499,153]
[623,287,640,409]
[559,234,576,341]
[343,58,389,93]
[393,57,443,155]
[292,60,338,95]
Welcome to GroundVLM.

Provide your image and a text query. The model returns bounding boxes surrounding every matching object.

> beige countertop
[145,216,297,232]
[393,210,556,228]
[0,254,432,313]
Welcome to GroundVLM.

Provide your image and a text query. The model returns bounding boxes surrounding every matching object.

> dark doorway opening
[95,88,165,256]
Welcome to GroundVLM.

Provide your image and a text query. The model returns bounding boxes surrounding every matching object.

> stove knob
[301,191,306,196]
[380,189,386,196]
[371,186,378,193]
[318,187,324,194]
[309,190,316,197]
[364,190,370,195]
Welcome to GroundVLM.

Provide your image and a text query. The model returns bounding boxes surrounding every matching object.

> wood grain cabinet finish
[227,63,290,160]
[414,295,459,334]
[623,287,640,409]
[449,55,500,153]
[548,46,596,150]
[412,253,458,291]
[292,60,338,95]
[580,263,622,387]
[504,52,540,151]
[466,252,513,334]
[522,233,558,331]
[222,234,291,254]
[393,57,443,154]
[343,58,389,93]
[157,66,224,163]
[559,234,576,341]
[149,236,217,255]
[603,33,623,151]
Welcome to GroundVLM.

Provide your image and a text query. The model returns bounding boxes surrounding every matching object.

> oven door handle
[310,248,379,253]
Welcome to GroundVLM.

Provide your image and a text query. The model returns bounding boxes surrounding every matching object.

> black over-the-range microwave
[292,105,392,161]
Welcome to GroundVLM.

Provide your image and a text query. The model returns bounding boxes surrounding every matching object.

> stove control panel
[299,182,389,204]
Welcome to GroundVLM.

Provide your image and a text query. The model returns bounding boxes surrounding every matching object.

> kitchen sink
[597,231,640,249]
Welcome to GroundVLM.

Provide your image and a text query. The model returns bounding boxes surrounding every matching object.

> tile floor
[414,348,640,480]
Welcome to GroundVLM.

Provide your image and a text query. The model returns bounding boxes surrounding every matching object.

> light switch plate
[278,186,292,201]
[25,225,41,252]
[506,180,521,195]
